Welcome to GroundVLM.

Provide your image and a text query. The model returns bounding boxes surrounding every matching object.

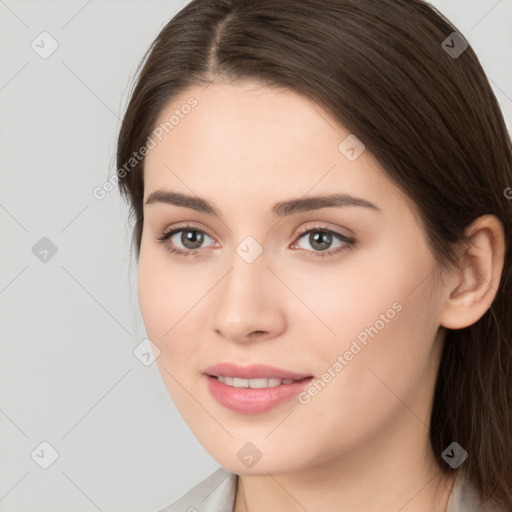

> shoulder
[158,467,238,512]
[446,473,509,512]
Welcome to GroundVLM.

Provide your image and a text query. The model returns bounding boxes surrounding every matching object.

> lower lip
[205,375,314,415]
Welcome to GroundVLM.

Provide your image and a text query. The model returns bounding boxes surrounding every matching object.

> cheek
[137,252,169,337]
[137,248,211,370]
[290,296,439,465]
[301,241,439,405]
[314,297,438,437]
[137,249,185,350]
[284,244,430,358]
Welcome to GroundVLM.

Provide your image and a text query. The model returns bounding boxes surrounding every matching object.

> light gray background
[0,1,511,511]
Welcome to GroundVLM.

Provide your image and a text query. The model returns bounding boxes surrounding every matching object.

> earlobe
[440,214,505,330]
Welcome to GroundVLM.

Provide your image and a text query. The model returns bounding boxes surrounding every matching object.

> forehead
[149,80,344,157]
[142,80,401,214]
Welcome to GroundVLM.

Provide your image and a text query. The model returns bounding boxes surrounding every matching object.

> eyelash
[155,223,356,259]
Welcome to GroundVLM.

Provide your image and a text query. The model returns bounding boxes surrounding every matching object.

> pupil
[311,231,331,250]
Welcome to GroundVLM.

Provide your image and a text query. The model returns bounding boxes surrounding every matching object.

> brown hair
[116,0,512,508]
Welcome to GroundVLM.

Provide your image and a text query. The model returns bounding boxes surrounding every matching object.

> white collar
[160,467,504,512]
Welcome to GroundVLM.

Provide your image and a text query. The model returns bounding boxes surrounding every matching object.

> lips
[203,363,314,414]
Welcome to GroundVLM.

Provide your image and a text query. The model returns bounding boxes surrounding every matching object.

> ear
[440,214,506,330]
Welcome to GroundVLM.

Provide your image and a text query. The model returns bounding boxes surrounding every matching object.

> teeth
[216,376,297,388]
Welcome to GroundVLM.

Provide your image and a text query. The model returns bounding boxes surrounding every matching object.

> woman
[116,0,512,510]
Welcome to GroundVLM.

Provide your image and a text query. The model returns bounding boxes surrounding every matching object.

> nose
[212,250,287,344]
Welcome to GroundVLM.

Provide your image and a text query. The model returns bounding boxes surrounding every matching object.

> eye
[291,224,356,258]
[155,223,356,259]
[156,224,215,257]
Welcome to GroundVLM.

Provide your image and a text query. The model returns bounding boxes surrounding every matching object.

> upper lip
[204,362,312,380]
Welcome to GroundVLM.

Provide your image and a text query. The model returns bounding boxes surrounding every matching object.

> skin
[137,80,505,512]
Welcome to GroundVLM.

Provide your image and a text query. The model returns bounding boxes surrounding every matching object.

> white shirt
[158,467,505,512]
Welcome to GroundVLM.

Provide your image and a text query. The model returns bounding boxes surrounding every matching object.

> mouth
[203,363,314,414]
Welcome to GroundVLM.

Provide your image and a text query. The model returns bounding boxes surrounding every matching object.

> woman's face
[138,80,448,475]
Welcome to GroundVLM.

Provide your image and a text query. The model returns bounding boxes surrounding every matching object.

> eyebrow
[144,189,382,217]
